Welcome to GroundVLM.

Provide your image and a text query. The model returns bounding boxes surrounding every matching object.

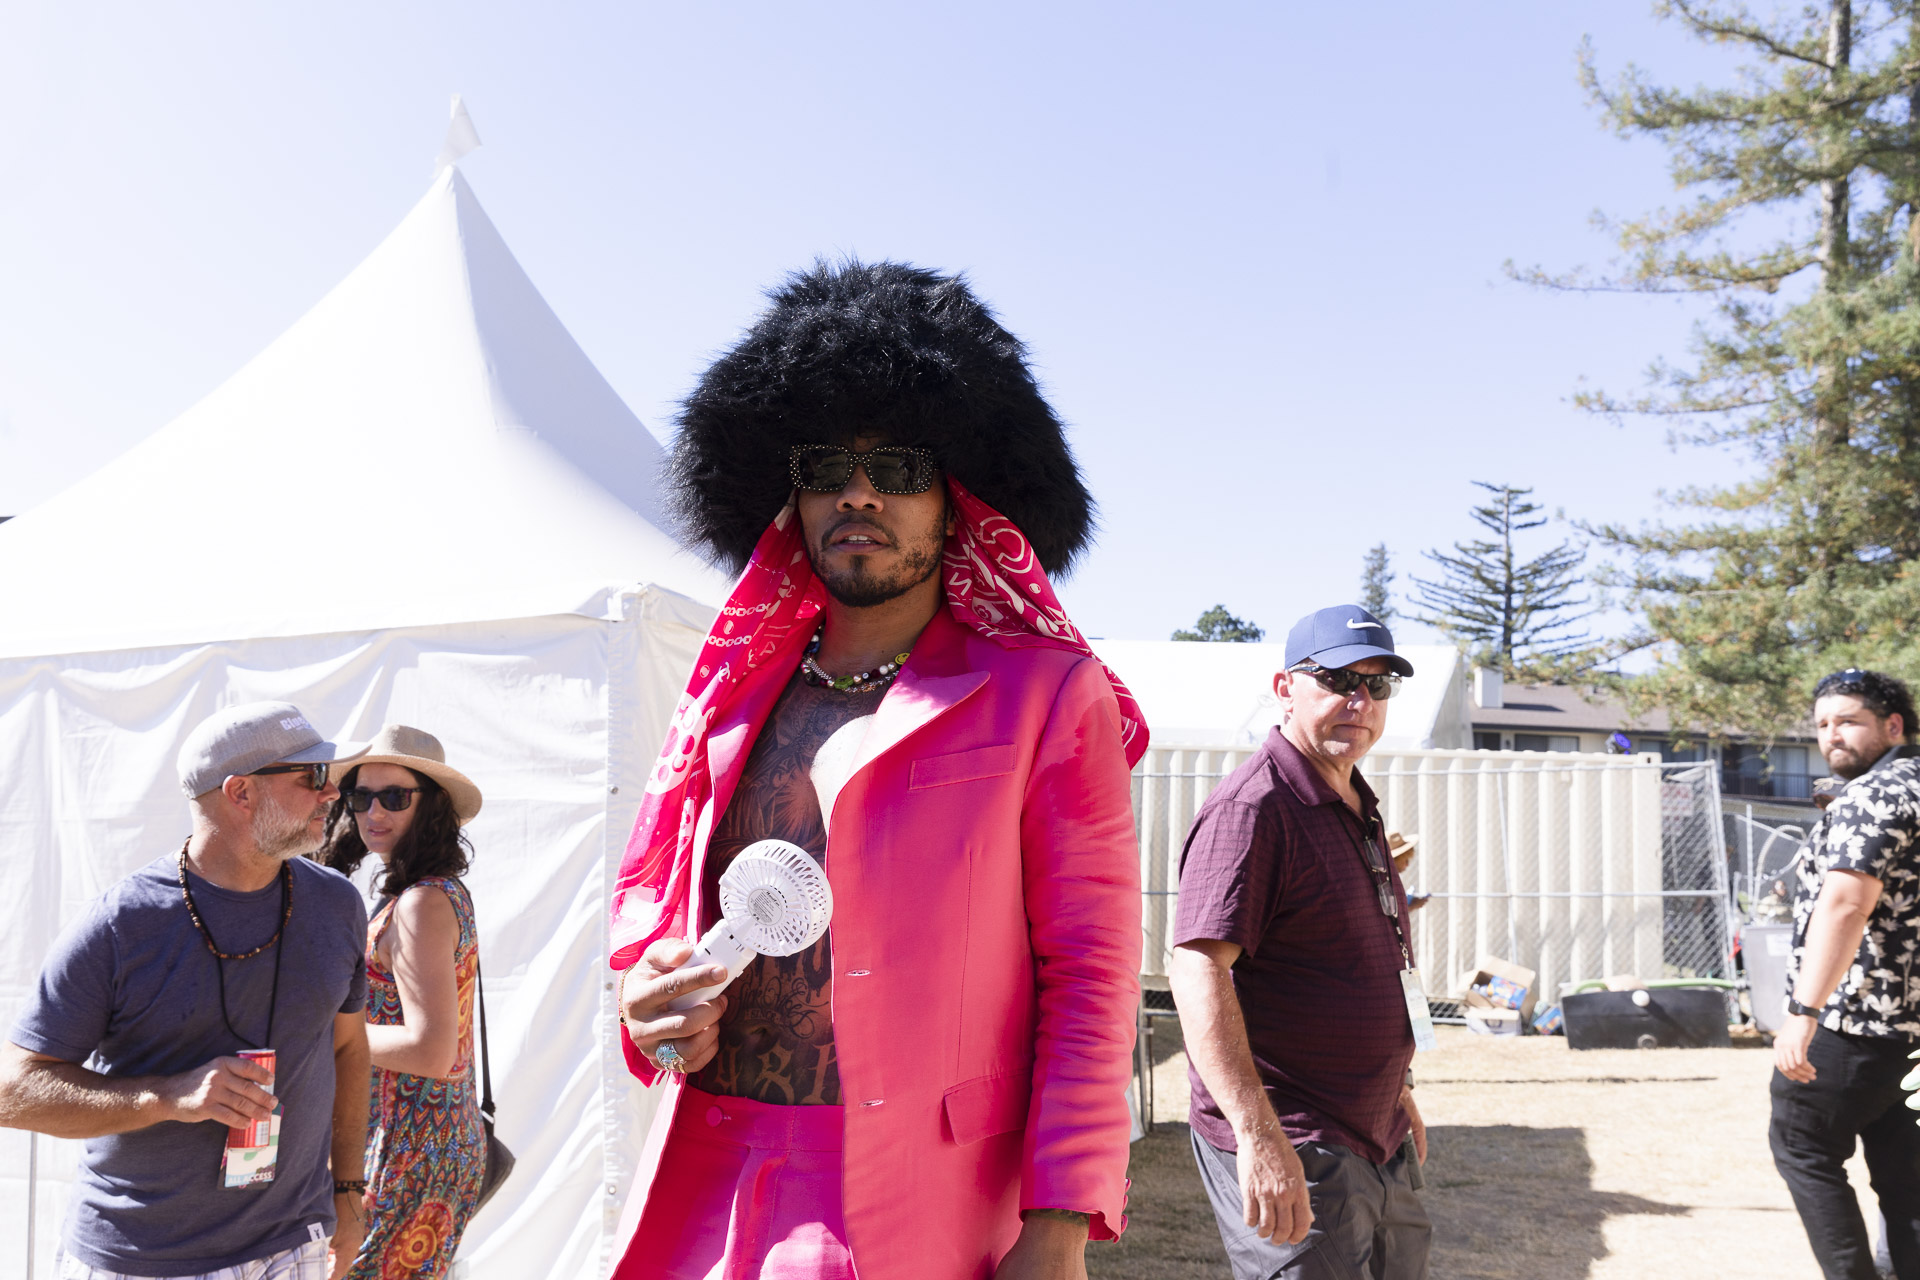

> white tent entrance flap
[0,163,729,1280]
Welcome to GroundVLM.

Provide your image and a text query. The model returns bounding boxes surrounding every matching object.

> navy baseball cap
[1284,605,1414,677]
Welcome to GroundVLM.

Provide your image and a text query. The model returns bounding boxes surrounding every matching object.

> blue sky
[0,3,1764,644]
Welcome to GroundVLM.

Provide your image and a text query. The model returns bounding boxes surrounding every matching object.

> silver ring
[655,1041,687,1073]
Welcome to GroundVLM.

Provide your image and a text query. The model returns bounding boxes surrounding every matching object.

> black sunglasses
[789,445,939,495]
[1361,834,1401,920]
[344,786,424,814]
[1291,662,1402,702]
[250,762,331,790]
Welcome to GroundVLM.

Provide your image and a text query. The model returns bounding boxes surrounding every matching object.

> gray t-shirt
[9,851,368,1277]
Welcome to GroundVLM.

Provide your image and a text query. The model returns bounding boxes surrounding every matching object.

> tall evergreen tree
[1171,605,1265,643]
[1360,543,1396,621]
[1412,483,1594,676]
[1520,1,1920,735]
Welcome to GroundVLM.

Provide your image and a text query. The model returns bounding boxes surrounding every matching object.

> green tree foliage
[1412,483,1594,676]
[1360,543,1395,621]
[1171,605,1266,643]
[1519,1,1920,736]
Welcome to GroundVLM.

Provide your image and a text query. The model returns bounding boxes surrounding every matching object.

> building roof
[1471,683,1670,735]
[1471,679,1814,744]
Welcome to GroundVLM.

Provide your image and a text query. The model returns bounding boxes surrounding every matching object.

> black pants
[1192,1129,1431,1280]
[1769,1026,1920,1280]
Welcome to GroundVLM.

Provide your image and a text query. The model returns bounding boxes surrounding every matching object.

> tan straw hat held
[350,725,484,826]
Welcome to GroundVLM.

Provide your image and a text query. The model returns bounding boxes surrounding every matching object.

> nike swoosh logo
[1345,619,1376,630]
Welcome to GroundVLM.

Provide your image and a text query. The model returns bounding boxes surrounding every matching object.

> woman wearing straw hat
[319,726,485,1280]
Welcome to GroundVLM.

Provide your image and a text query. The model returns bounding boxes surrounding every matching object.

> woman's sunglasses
[249,762,331,790]
[1291,662,1402,702]
[788,445,938,495]
[343,786,424,814]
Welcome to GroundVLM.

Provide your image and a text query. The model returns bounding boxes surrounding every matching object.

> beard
[1826,746,1877,782]
[252,786,324,859]
[807,518,945,608]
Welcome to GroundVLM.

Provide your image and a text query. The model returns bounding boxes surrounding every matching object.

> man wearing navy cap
[1169,605,1432,1279]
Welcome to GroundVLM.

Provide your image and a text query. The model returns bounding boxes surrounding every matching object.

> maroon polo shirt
[1173,727,1415,1164]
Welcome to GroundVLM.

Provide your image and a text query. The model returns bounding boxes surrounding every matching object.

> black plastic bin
[1562,987,1732,1050]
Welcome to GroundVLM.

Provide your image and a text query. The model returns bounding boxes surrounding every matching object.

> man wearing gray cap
[1170,606,1432,1280]
[0,702,375,1280]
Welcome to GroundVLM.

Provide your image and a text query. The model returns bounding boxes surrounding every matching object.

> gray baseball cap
[177,701,369,798]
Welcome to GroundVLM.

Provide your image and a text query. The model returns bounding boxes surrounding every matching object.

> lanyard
[1342,808,1415,971]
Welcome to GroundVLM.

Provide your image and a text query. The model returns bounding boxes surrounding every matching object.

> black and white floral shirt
[1787,745,1920,1039]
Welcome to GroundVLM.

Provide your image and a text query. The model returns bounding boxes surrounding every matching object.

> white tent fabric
[0,165,720,659]
[0,168,730,1280]
[1090,641,1468,750]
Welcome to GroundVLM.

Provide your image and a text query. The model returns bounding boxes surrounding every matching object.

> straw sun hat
[348,725,483,826]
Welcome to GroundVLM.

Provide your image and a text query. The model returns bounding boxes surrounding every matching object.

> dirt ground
[1090,1021,1881,1280]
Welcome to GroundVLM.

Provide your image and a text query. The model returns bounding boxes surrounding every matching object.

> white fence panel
[1134,745,1730,1008]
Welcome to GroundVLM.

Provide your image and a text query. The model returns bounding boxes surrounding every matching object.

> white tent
[0,165,729,1280]
[1091,640,1468,750]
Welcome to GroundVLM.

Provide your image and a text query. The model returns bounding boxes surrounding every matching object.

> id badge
[1400,969,1438,1052]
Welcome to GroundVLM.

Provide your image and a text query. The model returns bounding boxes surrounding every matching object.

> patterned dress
[348,877,486,1280]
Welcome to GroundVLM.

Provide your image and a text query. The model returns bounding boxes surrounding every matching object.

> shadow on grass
[1088,1122,1229,1280]
[1424,1124,1688,1280]
[1089,1121,1689,1280]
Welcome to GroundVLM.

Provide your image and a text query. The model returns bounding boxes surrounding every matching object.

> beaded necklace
[177,841,290,1049]
[799,626,911,694]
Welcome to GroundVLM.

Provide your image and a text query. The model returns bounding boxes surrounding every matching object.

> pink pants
[614,1086,853,1280]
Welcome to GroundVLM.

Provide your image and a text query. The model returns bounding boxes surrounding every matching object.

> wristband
[334,1179,367,1196]
[1786,998,1820,1018]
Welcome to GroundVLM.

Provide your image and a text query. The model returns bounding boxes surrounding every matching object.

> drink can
[222,1048,281,1189]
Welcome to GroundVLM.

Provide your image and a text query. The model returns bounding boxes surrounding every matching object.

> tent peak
[433,93,482,177]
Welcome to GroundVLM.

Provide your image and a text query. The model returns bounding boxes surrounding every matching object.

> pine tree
[1518,1,1920,736]
[1412,483,1594,676]
[1360,543,1395,621]
[1171,605,1266,643]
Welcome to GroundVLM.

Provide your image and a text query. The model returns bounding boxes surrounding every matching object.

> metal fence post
[26,1128,37,1280]
[1495,772,1519,965]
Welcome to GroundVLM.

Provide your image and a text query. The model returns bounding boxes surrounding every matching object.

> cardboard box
[1454,955,1539,1026]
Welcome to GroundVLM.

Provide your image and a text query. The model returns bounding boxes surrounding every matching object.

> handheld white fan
[666,840,834,1012]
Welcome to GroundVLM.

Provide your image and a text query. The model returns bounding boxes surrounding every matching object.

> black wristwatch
[1785,997,1820,1018]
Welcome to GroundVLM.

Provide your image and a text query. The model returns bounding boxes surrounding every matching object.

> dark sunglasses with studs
[789,445,939,496]
[249,762,333,790]
[343,786,425,814]
[1290,662,1403,702]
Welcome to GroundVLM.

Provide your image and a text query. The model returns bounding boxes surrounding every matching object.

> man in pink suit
[605,262,1148,1280]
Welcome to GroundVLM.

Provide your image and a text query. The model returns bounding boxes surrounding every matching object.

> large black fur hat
[667,260,1095,576]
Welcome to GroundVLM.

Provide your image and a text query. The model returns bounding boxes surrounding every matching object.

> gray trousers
[1192,1129,1432,1280]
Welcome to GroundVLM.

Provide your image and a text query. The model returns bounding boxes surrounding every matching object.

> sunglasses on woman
[1290,662,1402,701]
[788,445,938,495]
[343,786,424,813]
[250,762,331,790]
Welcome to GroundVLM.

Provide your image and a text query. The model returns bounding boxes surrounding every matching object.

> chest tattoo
[691,673,883,1105]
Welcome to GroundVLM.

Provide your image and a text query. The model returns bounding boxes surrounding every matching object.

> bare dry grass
[1090,1021,1877,1279]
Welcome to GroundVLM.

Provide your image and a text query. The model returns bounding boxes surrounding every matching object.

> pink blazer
[613,606,1142,1278]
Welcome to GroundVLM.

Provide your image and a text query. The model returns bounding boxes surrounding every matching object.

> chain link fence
[1135,747,1738,1015]
[1726,807,1812,925]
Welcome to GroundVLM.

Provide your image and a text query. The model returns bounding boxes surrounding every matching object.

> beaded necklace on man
[177,840,291,1049]
[799,625,912,694]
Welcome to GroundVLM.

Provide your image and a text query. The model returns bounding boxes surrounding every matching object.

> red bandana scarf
[609,478,1148,969]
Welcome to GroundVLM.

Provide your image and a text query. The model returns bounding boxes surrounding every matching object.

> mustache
[821,514,892,546]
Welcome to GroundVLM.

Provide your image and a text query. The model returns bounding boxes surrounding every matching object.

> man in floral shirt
[1771,668,1920,1280]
